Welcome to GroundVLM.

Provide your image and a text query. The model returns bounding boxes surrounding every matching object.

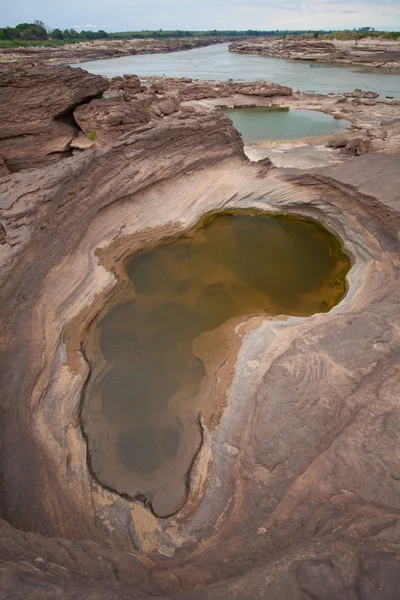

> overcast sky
[2,0,400,32]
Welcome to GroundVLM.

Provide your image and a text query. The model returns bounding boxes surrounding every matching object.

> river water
[74,43,400,98]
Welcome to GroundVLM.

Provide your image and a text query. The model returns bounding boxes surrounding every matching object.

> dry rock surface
[0,37,222,65]
[0,63,108,170]
[0,63,400,600]
[230,36,400,69]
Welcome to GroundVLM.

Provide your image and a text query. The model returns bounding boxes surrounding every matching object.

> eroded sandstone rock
[137,77,293,102]
[74,98,152,144]
[1,64,400,600]
[1,152,400,600]
[237,82,292,97]
[344,88,380,99]
[229,37,400,69]
[0,63,109,171]
[0,38,223,67]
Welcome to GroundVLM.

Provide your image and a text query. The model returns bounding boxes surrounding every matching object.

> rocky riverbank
[3,62,399,174]
[0,64,292,170]
[229,36,400,69]
[196,87,400,167]
[0,37,223,65]
[1,63,400,599]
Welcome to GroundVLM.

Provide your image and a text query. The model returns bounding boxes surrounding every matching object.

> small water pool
[222,107,349,143]
[82,211,350,517]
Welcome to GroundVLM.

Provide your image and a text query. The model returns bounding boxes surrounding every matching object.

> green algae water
[83,212,350,516]
[222,107,349,143]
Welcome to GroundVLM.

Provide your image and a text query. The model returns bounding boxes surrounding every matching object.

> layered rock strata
[0,64,108,170]
[0,64,400,600]
[0,37,222,65]
[230,37,400,69]
[0,64,293,162]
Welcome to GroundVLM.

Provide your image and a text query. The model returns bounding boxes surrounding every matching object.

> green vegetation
[0,21,110,47]
[109,29,331,39]
[0,22,398,49]
[321,27,400,41]
[382,31,400,40]
[87,132,96,141]
[1,20,48,41]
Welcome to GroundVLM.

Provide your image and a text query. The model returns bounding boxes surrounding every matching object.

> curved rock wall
[1,150,400,598]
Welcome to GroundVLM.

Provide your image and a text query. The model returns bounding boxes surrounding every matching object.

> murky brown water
[82,211,350,516]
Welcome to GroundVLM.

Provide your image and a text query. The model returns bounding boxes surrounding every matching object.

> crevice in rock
[54,111,80,131]
[0,224,7,245]
[46,149,74,160]
[53,91,105,121]
[52,91,106,146]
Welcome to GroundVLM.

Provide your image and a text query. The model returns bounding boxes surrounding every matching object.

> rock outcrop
[0,63,108,171]
[0,37,223,66]
[230,37,400,69]
[343,88,379,99]
[236,82,292,97]
[73,98,152,144]
[0,63,294,164]
[144,77,293,101]
[1,64,400,600]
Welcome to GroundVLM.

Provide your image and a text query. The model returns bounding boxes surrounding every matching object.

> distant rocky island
[230,36,400,68]
[0,36,222,64]
[1,41,400,600]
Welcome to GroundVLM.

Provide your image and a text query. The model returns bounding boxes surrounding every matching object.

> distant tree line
[0,22,399,46]
[110,29,333,39]
[0,23,336,44]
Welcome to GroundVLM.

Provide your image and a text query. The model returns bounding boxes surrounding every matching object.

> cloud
[72,23,114,30]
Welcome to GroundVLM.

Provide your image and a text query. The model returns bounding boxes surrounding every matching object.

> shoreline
[3,35,400,73]
[0,37,223,65]
[229,36,400,70]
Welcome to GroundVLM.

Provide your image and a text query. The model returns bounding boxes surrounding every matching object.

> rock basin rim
[81,208,351,518]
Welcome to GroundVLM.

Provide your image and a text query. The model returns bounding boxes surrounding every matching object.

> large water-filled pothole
[222,107,349,143]
[82,211,350,517]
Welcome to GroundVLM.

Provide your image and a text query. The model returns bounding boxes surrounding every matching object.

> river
[74,43,400,98]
